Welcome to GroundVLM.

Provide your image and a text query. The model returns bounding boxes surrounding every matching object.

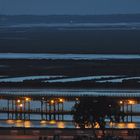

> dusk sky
[0,0,140,15]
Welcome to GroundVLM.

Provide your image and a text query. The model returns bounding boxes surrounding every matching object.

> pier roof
[0,88,140,100]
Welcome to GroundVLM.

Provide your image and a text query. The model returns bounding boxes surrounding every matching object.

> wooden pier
[0,89,140,122]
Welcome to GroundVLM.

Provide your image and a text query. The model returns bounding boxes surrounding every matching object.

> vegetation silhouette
[72,97,123,137]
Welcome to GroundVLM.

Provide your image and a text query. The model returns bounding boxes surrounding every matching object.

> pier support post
[58,102,60,121]
[41,100,43,120]
[130,104,133,122]
[62,102,64,121]
[12,100,14,120]
[122,101,125,122]
[28,101,30,120]
[7,99,10,119]
[15,100,18,120]
[45,102,48,120]
[126,103,129,122]
[49,103,51,120]
[24,100,26,120]
[53,102,56,120]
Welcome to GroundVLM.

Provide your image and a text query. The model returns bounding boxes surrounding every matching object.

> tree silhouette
[73,97,123,136]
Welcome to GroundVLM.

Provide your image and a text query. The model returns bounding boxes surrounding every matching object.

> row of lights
[42,97,65,104]
[17,97,31,108]
[50,98,64,104]
[119,100,136,105]
[16,97,65,108]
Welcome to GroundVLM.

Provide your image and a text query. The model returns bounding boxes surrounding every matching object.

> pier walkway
[0,88,140,122]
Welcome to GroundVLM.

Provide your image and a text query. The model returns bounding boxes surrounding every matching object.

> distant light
[51,100,54,104]
[120,101,123,104]
[50,120,56,124]
[57,122,65,128]
[40,120,47,124]
[6,120,14,124]
[76,98,79,101]
[24,121,31,128]
[19,104,23,107]
[25,97,30,102]
[59,98,64,103]
[17,99,21,103]
[128,100,136,105]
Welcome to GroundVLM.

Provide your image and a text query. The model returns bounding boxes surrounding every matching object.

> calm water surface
[0,53,140,60]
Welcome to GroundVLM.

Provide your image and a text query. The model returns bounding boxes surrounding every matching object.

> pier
[0,89,140,123]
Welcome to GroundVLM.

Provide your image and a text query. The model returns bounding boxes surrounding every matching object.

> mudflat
[0,27,140,54]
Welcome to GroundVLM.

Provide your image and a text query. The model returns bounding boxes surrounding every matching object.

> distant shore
[0,26,140,54]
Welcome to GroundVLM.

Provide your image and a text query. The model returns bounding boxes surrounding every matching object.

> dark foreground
[0,127,139,140]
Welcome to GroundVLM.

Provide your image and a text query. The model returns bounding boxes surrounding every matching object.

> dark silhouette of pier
[0,89,140,122]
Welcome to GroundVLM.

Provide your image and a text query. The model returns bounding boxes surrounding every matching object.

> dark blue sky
[0,0,140,15]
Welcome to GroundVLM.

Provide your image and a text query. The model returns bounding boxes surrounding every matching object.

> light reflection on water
[15,120,24,127]
[24,121,32,128]
[3,119,140,129]
[1,89,140,129]
[5,120,67,128]
[6,119,14,124]
[110,122,136,129]
[57,122,65,128]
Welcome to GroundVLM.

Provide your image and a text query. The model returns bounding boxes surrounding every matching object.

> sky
[0,0,140,15]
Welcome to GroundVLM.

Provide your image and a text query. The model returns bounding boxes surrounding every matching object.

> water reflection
[3,120,139,129]
[111,123,136,129]
[24,121,32,128]
[40,120,66,128]
[6,119,14,124]
[15,120,23,127]
[57,122,65,128]
[49,120,56,125]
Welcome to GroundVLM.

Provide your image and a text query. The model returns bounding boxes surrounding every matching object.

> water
[0,75,139,83]
[0,53,140,60]
[46,75,119,83]
[2,22,140,30]
[0,75,64,82]
[1,120,140,129]
[0,120,74,128]
[97,77,140,83]
[1,88,140,128]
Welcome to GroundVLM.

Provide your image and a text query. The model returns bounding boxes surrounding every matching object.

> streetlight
[128,100,136,105]
[51,100,55,104]
[76,98,79,101]
[59,98,64,103]
[25,97,30,102]
[17,99,21,103]
[19,104,23,107]
[119,101,123,104]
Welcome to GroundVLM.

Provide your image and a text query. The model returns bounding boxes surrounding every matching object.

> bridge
[0,88,140,122]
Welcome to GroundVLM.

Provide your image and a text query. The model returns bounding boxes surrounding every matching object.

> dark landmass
[0,28,140,54]
[0,14,140,54]
[0,59,140,89]
[0,14,140,88]
[0,59,140,76]
[0,80,140,89]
